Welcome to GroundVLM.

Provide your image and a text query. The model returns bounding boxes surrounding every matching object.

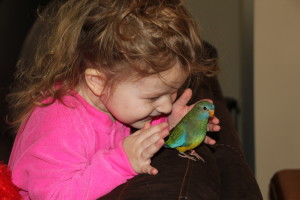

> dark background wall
[0,0,50,163]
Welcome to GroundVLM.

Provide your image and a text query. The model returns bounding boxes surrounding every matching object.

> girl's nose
[156,96,173,114]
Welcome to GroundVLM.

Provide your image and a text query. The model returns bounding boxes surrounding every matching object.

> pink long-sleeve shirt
[9,92,165,199]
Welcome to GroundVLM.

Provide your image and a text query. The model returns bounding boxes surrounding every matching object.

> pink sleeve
[9,104,136,200]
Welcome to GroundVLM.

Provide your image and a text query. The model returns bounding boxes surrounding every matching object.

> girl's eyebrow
[159,77,185,89]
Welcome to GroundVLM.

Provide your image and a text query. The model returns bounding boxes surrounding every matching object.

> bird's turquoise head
[194,100,215,119]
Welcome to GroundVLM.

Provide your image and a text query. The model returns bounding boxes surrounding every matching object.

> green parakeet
[164,100,215,162]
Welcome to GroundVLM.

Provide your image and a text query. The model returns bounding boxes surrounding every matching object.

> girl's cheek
[171,93,177,103]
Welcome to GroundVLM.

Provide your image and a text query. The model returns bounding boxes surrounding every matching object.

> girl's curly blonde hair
[8,0,218,131]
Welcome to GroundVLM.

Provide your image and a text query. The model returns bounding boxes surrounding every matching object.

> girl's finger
[144,165,158,175]
[150,167,158,175]
[204,136,216,145]
[140,160,158,175]
[143,121,151,129]
[135,122,168,142]
[209,116,220,125]
[200,99,213,103]
[141,137,165,159]
[140,128,168,154]
[207,124,221,132]
[172,88,192,109]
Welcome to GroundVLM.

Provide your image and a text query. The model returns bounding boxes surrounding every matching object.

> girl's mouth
[143,117,152,122]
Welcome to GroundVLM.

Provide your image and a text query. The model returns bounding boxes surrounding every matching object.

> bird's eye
[203,106,207,110]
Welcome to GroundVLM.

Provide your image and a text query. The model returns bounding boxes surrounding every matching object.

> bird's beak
[209,110,215,118]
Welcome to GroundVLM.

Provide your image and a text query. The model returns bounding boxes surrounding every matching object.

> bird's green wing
[164,123,187,148]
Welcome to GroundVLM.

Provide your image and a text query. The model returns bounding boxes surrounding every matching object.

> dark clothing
[100,77,263,200]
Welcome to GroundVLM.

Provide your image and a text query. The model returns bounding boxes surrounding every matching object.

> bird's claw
[178,152,197,161]
[178,151,205,163]
[189,150,205,163]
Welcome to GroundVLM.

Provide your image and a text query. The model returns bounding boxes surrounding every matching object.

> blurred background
[187,0,300,199]
[1,0,300,199]
[0,0,51,163]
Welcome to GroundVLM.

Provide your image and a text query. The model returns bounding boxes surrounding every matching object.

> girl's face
[100,63,188,129]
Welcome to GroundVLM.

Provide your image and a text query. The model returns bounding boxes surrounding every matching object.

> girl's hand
[168,88,221,145]
[205,116,221,145]
[122,121,169,175]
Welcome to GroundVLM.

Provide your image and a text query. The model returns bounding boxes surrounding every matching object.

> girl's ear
[84,68,106,96]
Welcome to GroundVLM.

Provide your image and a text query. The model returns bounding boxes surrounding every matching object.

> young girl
[8,0,219,199]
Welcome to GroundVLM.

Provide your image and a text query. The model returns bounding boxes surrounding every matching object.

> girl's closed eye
[146,91,178,103]
[146,97,160,102]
